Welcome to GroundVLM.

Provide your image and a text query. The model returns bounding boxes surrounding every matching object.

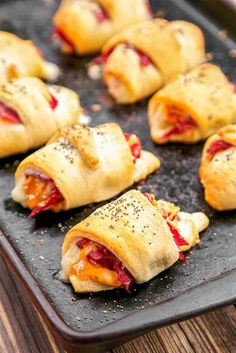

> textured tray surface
[0,0,236,332]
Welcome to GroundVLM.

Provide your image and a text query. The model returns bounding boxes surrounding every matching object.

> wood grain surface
[0,256,235,353]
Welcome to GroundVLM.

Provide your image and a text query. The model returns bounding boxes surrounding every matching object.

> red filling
[207,140,233,161]
[162,116,197,140]
[94,4,110,23]
[92,43,152,68]
[25,173,64,218]
[166,220,187,263]
[49,94,58,110]
[77,239,133,292]
[144,0,153,17]
[232,84,236,94]
[52,28,75,51]
[0,102,22,124]
[144,192,188,263]
[124,132,142,161]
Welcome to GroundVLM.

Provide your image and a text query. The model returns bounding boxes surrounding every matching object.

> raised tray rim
[1,230,235,348]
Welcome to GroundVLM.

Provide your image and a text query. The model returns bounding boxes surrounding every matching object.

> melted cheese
[177,211,209,251]
[69,243,120,287]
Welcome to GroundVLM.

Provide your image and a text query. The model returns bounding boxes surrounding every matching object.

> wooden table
[0,257,235,353]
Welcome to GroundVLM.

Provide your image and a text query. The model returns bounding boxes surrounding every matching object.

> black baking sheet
[0,0,236,348]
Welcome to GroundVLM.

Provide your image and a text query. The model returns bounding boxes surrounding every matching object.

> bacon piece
[78,240,134,292]
[0,102,22,124]
[207,140,233,161]
[49,94,58,110]
[124,132,142,161]
[163,116,197,140]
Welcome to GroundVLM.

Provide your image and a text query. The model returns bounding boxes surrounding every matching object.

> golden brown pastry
[0,31,60,83]
[53,0,152,55]
[88,19,205,104]
[61,190,209,293]
[11,123,160,217]
[0,77,81,158]
[148,64,236,144]
[199,124,236,210]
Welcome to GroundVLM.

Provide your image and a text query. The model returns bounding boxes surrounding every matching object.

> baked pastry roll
[88,19,205,104]
[53,0,152,55]
[199,124,236,210]
[12,123,160,217]
[61,190,209,292]
[0,77,81,158]
[0,31,59,84]
[148,64,236,144]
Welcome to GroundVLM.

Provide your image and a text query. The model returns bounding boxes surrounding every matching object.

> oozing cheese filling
[207,140,233,161]
[124,132,142,162]
[70,239,133,291]
[143,193,209,257]
[88,42,154,81]
[161,104,198,140]
[0,101,22,124]
[23,173,64,217]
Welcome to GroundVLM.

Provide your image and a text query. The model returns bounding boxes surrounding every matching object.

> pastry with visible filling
[199,124,236,211]
[0,31,59,83]
[53,0,152,55]
[0,77,81,158]
[88,18,205,104]
[148,64,236,144]
[61,190,209,292]
[12,123,160,217]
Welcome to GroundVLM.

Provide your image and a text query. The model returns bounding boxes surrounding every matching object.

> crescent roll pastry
[0,31,60,83]
[148,64,236,144]
[88,19,205,104]
[53,0,152,55]
[11,123,160,217]
[199,124,236,211]
[61,190,209,293]
[0,77,81,158]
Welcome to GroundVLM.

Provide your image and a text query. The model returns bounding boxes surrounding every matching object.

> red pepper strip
[49,94,58,110]
[94,4,110,23]
[207,140,233,161]
[162,116,197,140]
[0,102,22,124]
[124,132,142,161]
[78,240,134,292]
[52,28,75,51]
[29,187,64,218]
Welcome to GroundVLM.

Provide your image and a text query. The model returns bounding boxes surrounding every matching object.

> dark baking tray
[0,0,236,352]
